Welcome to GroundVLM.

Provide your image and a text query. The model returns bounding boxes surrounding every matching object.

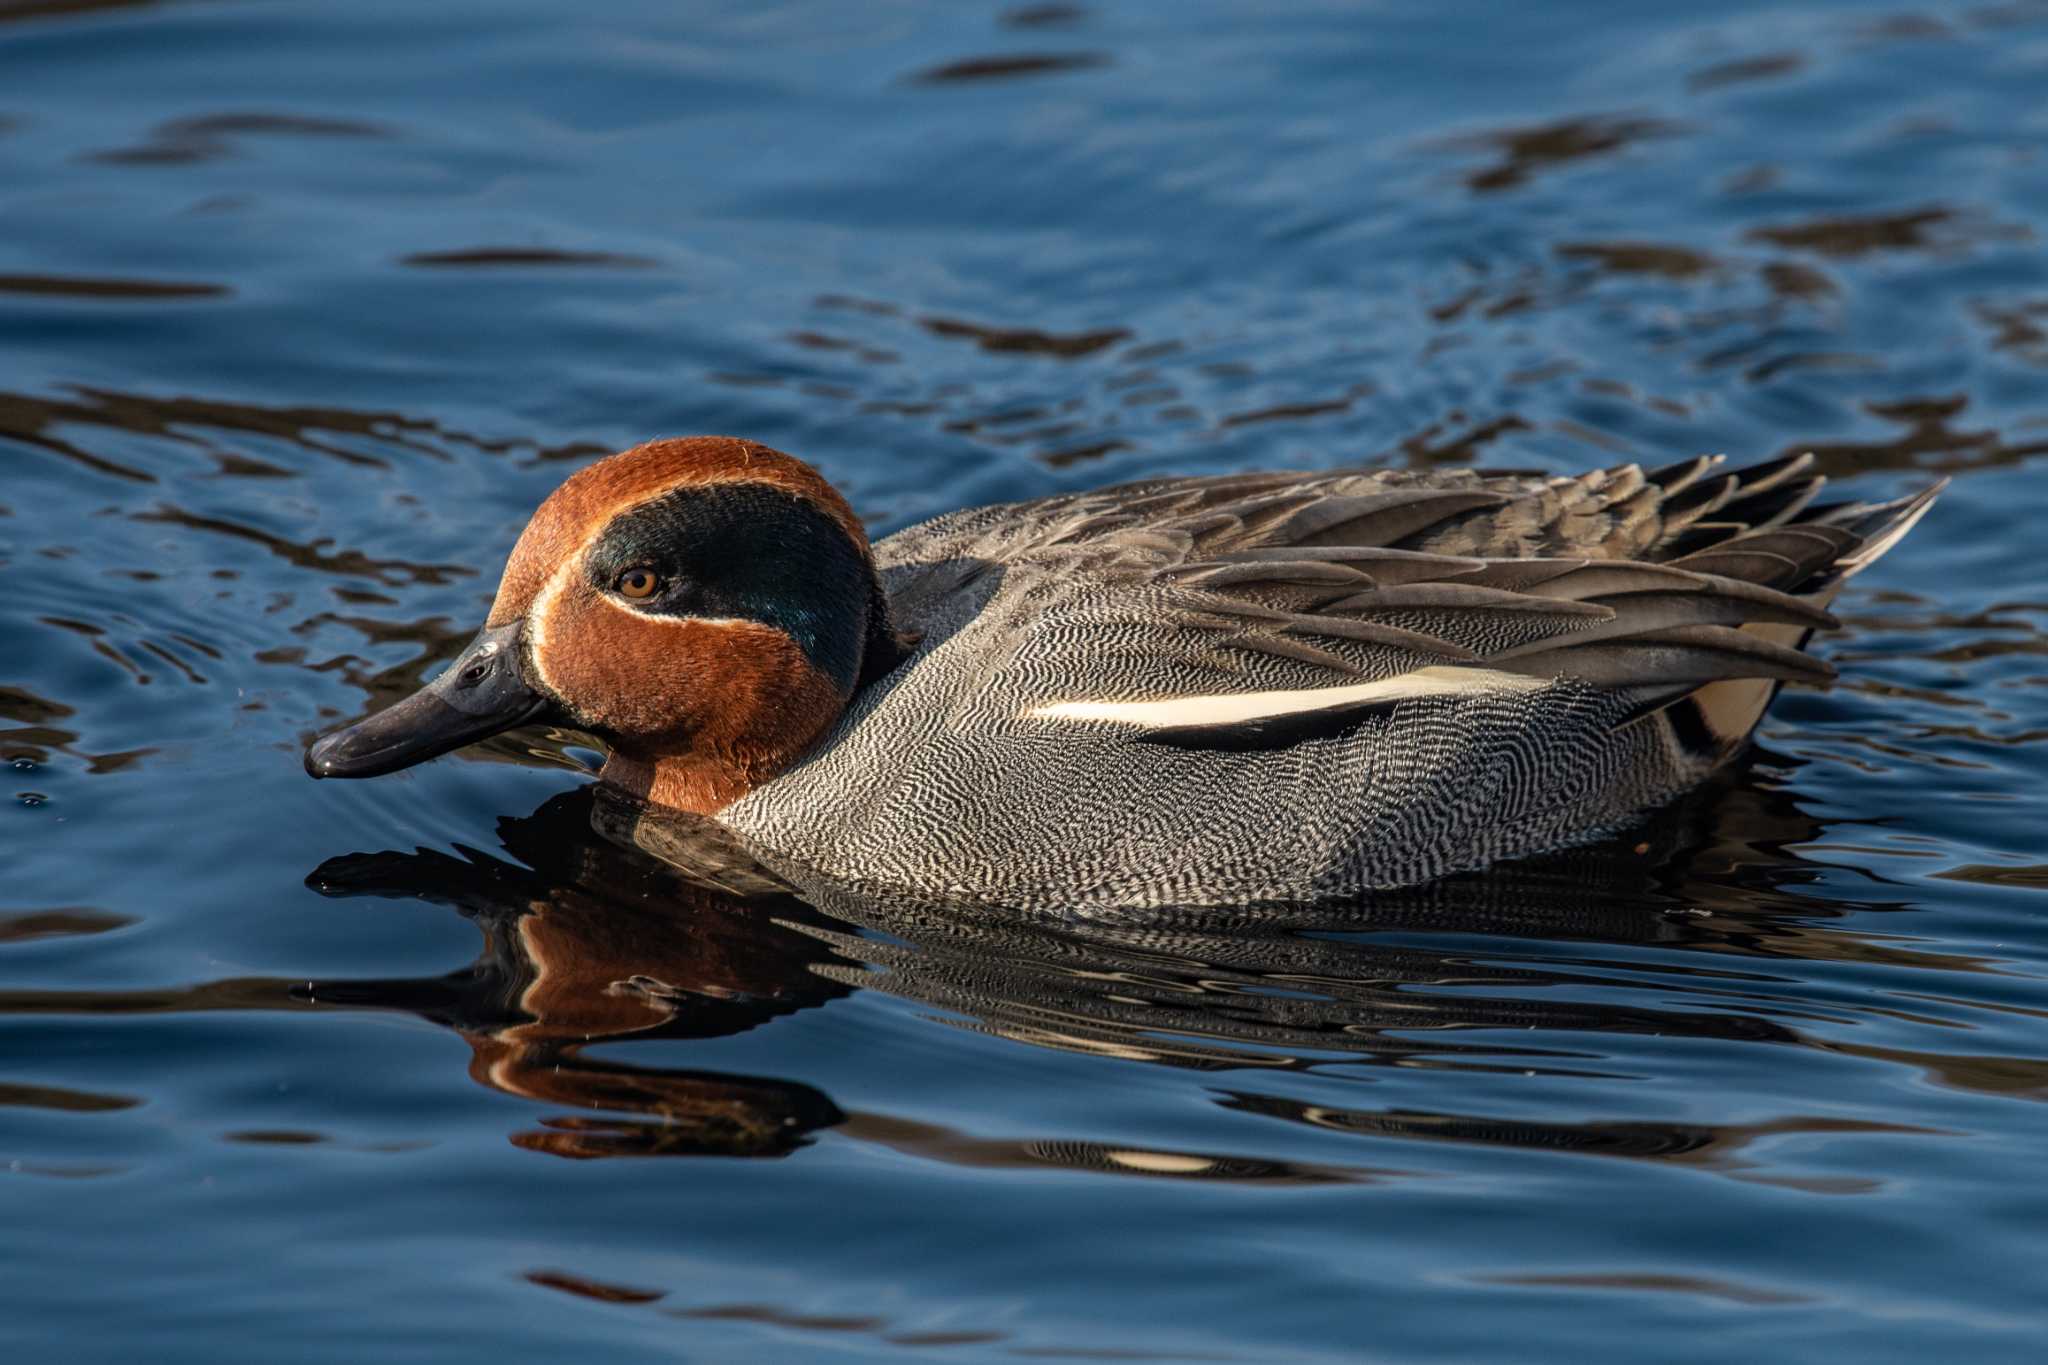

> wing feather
[892,454,1941,748]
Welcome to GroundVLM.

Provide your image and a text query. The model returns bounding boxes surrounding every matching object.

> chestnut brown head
[307,437,904,813]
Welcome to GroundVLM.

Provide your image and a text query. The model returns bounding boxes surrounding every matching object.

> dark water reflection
[280,774,1984,1189]
[6,0,2048,1359]
[11,757,2000,1186]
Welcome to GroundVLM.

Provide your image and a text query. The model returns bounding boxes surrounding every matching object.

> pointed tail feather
[1629,470,1945,758]
[1813,478,1949,580]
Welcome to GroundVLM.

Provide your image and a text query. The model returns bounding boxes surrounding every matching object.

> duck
[305,436,1941,910]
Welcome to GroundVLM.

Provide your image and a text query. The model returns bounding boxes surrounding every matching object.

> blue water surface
[3,1,2046,1360]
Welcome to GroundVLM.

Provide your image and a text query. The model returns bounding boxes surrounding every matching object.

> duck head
[305,437,907,813]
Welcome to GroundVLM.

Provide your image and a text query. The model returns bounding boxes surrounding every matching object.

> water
[4,0,2047,1358]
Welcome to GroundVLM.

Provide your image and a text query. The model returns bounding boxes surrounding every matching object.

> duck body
[307,438,1940,912]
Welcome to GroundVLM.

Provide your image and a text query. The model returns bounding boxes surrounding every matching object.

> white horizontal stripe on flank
[1026,665,1543,728]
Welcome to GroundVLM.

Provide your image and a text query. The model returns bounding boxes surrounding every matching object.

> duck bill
[305,621,556,780]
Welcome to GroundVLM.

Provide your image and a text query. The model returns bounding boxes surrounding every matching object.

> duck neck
[591,621,855,817]
[598,750,765,817]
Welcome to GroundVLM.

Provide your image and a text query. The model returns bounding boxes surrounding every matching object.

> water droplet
[16,792,49,807]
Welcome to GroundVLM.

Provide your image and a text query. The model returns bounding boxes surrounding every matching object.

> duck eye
[614,568,661,600]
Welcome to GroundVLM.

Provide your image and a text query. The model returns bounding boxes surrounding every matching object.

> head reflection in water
[307,793,849,1159]
[288,759,1944,1184]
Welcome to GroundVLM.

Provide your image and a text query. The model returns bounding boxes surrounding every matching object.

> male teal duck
[305,437,1940,910]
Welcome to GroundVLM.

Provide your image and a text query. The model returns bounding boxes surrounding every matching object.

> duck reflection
[306,793,848,1159]
[285,756,1955,1180]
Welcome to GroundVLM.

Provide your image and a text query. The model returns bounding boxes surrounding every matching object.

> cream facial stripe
[523,545,758,697]
[521,482,730,695]
[522,554,582,698]
[1027,666,1544,729]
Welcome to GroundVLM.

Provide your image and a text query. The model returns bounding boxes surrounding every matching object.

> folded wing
[1016,454,1943,753]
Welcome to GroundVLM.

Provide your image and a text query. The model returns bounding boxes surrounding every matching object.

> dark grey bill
[304,620,556,779]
